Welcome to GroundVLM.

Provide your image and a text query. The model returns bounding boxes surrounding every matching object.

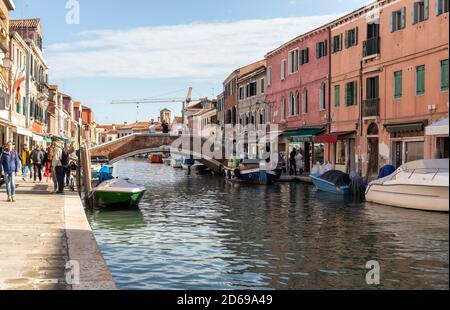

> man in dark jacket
[0,142,20,202]
[31,146,44,183]
[162,120,169,134]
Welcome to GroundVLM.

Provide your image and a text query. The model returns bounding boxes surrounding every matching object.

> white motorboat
[170,158,183,169]
[365,159,449,212]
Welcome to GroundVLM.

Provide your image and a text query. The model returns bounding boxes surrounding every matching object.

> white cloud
[46,15,341,81]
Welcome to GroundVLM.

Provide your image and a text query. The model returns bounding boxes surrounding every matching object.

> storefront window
[436,137,449,159]
[335,140,346,165]
[314,143,325,164]
[405,141,424,163]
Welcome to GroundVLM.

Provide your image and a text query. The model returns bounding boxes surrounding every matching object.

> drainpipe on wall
[25,51,30,130]
[358,60,363,176]
[327,27,332,163]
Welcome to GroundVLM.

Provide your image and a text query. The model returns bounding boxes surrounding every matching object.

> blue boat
[224,159,281,185]
[310,171,351,195]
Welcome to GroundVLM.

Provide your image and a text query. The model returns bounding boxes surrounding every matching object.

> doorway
[366,123,379,179]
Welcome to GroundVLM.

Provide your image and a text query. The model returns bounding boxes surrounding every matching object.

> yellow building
[0,0,14,146]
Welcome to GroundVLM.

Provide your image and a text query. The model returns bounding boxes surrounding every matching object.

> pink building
[265,25,331,171]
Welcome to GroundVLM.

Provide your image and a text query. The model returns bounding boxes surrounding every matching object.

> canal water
[87,158,449,290]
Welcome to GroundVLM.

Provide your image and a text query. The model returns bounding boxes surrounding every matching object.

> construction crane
[111,87,196,123]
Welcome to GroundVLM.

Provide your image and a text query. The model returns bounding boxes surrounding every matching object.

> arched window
[295,91,300,115]
[302,88,308,114]
[289,92,295,116]
[281,97,286,120]
[367,123,379,136]
[320,82,326,111]
[246,112,250,125]
[260,109,265,125]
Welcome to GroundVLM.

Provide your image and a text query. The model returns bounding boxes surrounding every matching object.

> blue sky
[11,0,369,124]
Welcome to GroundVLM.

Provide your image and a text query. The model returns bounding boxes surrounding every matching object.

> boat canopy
[425,118,449,136]
[401,159,449,171]
[319,170,351,187]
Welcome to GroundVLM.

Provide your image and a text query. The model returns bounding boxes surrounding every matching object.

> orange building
[322,0,448,179]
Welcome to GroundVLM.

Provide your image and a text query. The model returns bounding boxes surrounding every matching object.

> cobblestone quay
[0,180,115,290]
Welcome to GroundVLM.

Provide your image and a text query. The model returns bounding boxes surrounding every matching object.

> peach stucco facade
[329,0,449,179]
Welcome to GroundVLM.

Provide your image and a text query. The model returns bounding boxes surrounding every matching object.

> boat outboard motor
[349,171,366,200]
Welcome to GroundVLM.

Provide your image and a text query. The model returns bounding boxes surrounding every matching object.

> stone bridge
[89,134,226,173]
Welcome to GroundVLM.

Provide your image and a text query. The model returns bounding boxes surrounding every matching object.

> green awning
[385,122,424,134]
[283,127,324,142]
[52,135,71,143]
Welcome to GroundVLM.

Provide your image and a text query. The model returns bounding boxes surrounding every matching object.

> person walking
[20,144,33,182]
[149,119,156,135]
[162,120,169,134]
[43,147,53,183]
[52,141,65,194]
[31,146,44,183]
[62,144,71,187]
[0,142,20,202]
[295,149,304,175]
[289,148,297,176]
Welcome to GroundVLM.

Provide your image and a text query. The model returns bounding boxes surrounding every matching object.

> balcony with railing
[363,36,380,58]
[363,98,380,118]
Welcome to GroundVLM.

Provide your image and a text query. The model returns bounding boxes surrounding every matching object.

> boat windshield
[391,167,449,182]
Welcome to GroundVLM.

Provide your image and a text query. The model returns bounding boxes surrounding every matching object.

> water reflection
[88,158,449,290]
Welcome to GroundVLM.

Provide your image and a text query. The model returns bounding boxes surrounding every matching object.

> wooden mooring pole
[80,146,92,199]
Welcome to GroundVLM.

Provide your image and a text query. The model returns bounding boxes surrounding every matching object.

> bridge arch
[89,134,226,173]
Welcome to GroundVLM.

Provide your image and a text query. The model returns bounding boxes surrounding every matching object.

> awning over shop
[283,127,324,142]
[52,135,71,143]
[34,134,52,143]
[426,118,449,136]
[16,126,33,137]
[32,134,44,142]
[385,122,424,134]
[313,131,356,144]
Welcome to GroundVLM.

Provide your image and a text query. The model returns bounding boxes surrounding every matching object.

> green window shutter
[437,0,442,15]
[316,42,320,58]
[306,48,309,63]
[345,30,349,48]
[355,27,358,45]
[353,81,358,105]
[401,7,406,28]
[441,59,449,90]
[424,0,429,20]
[374,77,379,98]
[391,12,395,32]
[413,3,418,24]
[394,71,403,98]
[334,85,340,107]
[416,66,425,95]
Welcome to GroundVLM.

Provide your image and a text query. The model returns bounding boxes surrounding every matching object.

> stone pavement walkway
[0,180,70,290]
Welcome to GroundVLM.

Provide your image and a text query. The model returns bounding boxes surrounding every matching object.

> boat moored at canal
[310,171,352,196]
[148,153,164,164]
[91,178,146,208]
[365,159,449,212]
[224,159,281,185]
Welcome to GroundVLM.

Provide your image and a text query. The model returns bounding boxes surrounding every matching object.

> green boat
[91,178,146,208]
